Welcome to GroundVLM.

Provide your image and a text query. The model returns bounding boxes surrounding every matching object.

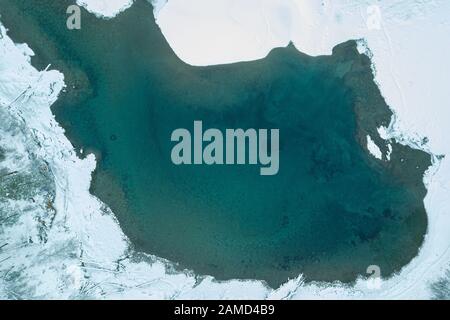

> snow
[367,135,383,160]
[76,0,134,19]
[1,0,450,299]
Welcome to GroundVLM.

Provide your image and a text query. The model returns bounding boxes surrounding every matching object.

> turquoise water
[0,0,431,286]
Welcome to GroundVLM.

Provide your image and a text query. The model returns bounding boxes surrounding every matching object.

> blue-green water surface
[0,0,431,286]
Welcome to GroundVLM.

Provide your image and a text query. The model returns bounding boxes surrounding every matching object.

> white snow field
[76,0,134,18]
[0,0,449,299]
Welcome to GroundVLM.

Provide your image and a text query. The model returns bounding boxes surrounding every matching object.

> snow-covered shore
[0,0,449,299]
[0,22,272,299]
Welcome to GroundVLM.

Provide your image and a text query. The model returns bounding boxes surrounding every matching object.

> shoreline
[0,0,448,299]
[152,0,450,298]
[3,0,431,286]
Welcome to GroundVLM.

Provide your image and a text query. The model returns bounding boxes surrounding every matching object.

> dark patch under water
[0,0,431,287]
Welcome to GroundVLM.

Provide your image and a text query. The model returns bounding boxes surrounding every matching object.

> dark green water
[0,0,431,287]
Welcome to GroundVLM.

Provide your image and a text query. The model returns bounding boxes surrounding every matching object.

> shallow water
[0,0,431,287]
